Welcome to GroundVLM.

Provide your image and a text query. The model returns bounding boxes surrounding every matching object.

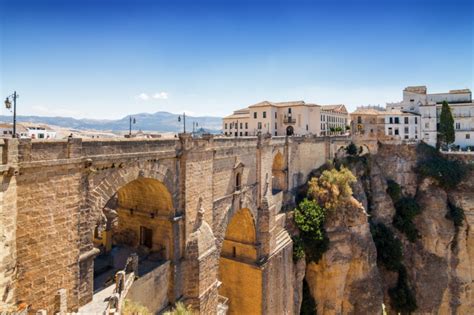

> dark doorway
[286,126,294,136]
[140,226,153,249]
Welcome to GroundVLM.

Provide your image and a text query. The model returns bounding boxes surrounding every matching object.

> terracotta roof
[321,104,347,113]
[350,108,385,115]
[248,100,319,108]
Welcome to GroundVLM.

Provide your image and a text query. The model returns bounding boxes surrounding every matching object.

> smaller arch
[272,151,286,195]
[286,126,294,136]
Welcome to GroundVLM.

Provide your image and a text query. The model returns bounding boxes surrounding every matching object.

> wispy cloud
[136,91,169,101]
[136,93,150,101]
[153,92,168,99]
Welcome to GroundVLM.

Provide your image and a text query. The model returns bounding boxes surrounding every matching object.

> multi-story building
[387,86,473,148]
[0,123,57,139]
[383,109,421,141]
[223,101,322,137]
[350,106,386,140]
[320,104,349,135]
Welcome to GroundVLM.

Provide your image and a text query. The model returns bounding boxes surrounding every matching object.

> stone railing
[105,254,139,314]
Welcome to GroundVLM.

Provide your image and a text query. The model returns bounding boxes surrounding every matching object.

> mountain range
[0,111,223,133]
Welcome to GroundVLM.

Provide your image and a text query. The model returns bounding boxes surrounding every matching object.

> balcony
[283,116,296,124]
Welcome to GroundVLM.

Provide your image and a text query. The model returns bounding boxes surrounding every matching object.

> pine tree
[438,101,455,146]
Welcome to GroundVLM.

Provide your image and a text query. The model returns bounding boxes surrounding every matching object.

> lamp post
[192,121,199,136]
[129,116,136,136]
[178,112,186,133]
[4,91,18,138]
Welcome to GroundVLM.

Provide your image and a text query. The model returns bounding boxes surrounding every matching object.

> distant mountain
[0,111,223,133]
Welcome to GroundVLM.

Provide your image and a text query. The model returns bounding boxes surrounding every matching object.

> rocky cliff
[296,143,473,314]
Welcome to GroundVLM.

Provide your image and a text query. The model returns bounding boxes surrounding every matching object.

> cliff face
[301,144,473,314]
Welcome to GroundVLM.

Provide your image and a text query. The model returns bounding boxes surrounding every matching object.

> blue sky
[0,0,472,119]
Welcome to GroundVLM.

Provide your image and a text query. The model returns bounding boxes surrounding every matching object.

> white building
[320,104,349,135]
[0,123,57,139]
[223,101,322,137]
[383,109,421,141]
[388,86,474,148]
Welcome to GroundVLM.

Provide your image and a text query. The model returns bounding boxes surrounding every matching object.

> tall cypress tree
[438,101,455,146]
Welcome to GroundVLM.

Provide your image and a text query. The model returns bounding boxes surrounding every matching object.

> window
[306,124,308,131]
[456,123,461,130]
[245,132,248,136]
[234,132,237,136]
[225,123,228,129]
[388,127,393,136]
[38,133,45,138]
[275,112,277,119]
[240,123,243,129]
[288,108,292,114]
[389,117,393,124]
[275,122,277,129]
[415,117,418,124]
[254,112,257,119]
[275,131,277,136]
[263,111,267,118]
[405,135,409,139]
[258,122,262,129]
[240,132,242,136]
[394,117,399,124]
[404,117,409,124]
[357,116,362,124]
[394,128,399,135]
[235,173,241,191]
[245,122,248,129]
[404,127,409,134]
[425,122,429,128]
[467,134,471,139]
[140,226,153,249]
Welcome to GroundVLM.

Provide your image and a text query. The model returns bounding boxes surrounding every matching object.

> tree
[438,101,455,146]
[345,142,358,156]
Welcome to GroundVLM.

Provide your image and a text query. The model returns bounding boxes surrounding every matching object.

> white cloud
[136,93,150,101]
[153,92,168,100]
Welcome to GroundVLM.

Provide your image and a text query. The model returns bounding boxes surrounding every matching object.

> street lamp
[4,91,18,138]
[129,116,136,136]
[178,112,186,133]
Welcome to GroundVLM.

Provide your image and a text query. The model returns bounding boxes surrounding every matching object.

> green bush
[346,142,358,156]
[292,236,306,261]
[416,156,466,189]
[388,266,417,314]
[393,197,421,242]
[446,201,464,228]
[294,198,329,262]
[370,222,403,271]
[386,179,402,202]
[300,279,317,315]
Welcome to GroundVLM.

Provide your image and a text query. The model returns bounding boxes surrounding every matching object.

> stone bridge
[0,134,349,314]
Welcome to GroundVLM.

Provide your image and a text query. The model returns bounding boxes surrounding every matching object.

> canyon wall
[299,144,473,314]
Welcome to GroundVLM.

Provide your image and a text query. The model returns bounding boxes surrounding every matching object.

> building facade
[0,123,56,139]
[223,101,322,137]
[383,109,421,142]
[320,104,349,135]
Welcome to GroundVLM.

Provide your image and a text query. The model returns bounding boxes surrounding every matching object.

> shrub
[388,266,417,314]
[294,199,329,262]
[416,156,466,189]
[346,142,358,156]
[308,166,357,212]
[300,279,317,315]
[123,299,151,315]
[393,197,422,242]
[164,302,193,315]
[386,179,402,202]
[370,222,403,271]
[292,236,305,261]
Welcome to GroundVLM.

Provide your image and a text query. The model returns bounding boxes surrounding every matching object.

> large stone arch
[218,208,261,315]
[87,161,177,225]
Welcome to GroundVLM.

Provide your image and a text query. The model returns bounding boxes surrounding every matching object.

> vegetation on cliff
[370,222,403,271]
[416,142,466,189]
[388,266,418,314]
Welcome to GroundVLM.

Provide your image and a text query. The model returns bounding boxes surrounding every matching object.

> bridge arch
[218,208,261,314]
[272,151,286,194]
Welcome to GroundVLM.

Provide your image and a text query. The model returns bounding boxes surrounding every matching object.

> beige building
[320,104,349,135]
[223,101,322,137]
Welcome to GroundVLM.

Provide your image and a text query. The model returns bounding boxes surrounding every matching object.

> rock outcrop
[300,144,473,314]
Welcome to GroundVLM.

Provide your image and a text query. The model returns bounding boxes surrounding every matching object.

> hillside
[0,111,222,133]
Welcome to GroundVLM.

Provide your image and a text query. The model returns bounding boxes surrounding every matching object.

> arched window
[235,173,241,191]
